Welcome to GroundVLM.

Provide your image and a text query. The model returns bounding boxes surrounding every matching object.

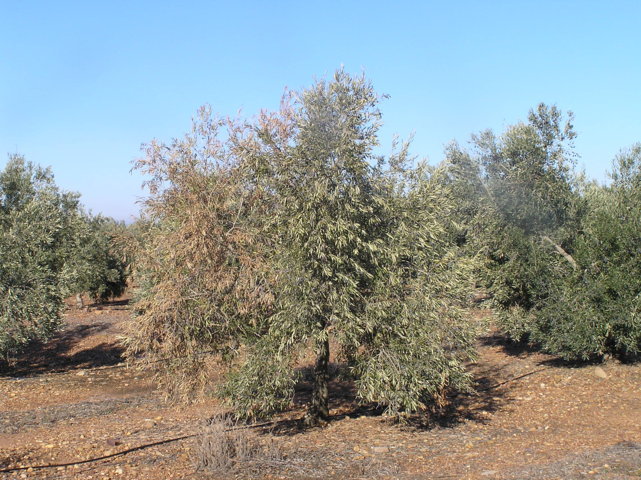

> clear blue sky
[2,1,640,221]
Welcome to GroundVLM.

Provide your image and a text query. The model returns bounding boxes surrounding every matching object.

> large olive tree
[129,71,476,425]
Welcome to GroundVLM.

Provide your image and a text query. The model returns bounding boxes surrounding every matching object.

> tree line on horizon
[2,70,640,425]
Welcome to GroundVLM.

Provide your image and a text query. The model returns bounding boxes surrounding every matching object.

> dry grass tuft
[195,415,283,476]
[195,415,402,479]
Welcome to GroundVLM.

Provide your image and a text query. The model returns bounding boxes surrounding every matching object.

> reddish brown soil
[1,304,640,479]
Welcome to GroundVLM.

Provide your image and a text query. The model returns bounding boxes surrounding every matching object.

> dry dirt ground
[1,302,640,480]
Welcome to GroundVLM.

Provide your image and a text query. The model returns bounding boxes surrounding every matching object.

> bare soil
[1,302,640,479]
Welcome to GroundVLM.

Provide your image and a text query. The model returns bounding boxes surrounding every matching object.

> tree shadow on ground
[479,330,542,358]
[248,367,383,437]
[89,298,130,310]
[478,330,605,368]
[404,362,517,431]
[0,322,125,378]
[252,359,517,436]
[0,452,29,471]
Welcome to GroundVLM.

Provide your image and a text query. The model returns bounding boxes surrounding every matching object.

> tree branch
[541,235,578,270]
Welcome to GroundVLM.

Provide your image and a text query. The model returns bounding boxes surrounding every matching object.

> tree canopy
[0,156,82,358]
[441,104,641,361]
[128,71,476,424]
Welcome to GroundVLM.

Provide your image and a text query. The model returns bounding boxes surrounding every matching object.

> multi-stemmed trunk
[305,336,330,426]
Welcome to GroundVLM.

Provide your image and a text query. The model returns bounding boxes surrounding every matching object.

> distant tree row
[0,155,130,361]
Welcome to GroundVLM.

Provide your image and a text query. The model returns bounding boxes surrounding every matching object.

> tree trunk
[75,293,85,309]
[305,337,330,426]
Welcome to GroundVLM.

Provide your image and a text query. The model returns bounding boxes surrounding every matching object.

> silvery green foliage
[225,72,476,422]
[131,71,476,422]
[352,164,477,414]
[0,156,83,358]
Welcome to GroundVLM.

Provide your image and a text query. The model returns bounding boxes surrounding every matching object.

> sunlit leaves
[129,71,477,418]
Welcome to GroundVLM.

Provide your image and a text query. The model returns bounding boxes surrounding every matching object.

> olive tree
[0,155,83,359]
[529,145,641,360]
[129,71,476,425]
[479,112,581,342]
[67,215,130,305]
[443,105,641,361]
[440,104,580,314]
[0,155,131,361]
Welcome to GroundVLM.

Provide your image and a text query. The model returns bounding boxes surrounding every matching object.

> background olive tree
[529,145,641,360]
[443,105,641,361]
[439,104,579,311]
[0,155,131,361]
[67,215,130,305]
[0,156,81,359]
[128,71,476,425]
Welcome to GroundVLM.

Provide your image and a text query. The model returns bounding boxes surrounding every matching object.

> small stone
[594,367,608,379]
[76,370,87,376]
[114,467,123,475]
[371,446,389,453]
[481,471,498,476]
